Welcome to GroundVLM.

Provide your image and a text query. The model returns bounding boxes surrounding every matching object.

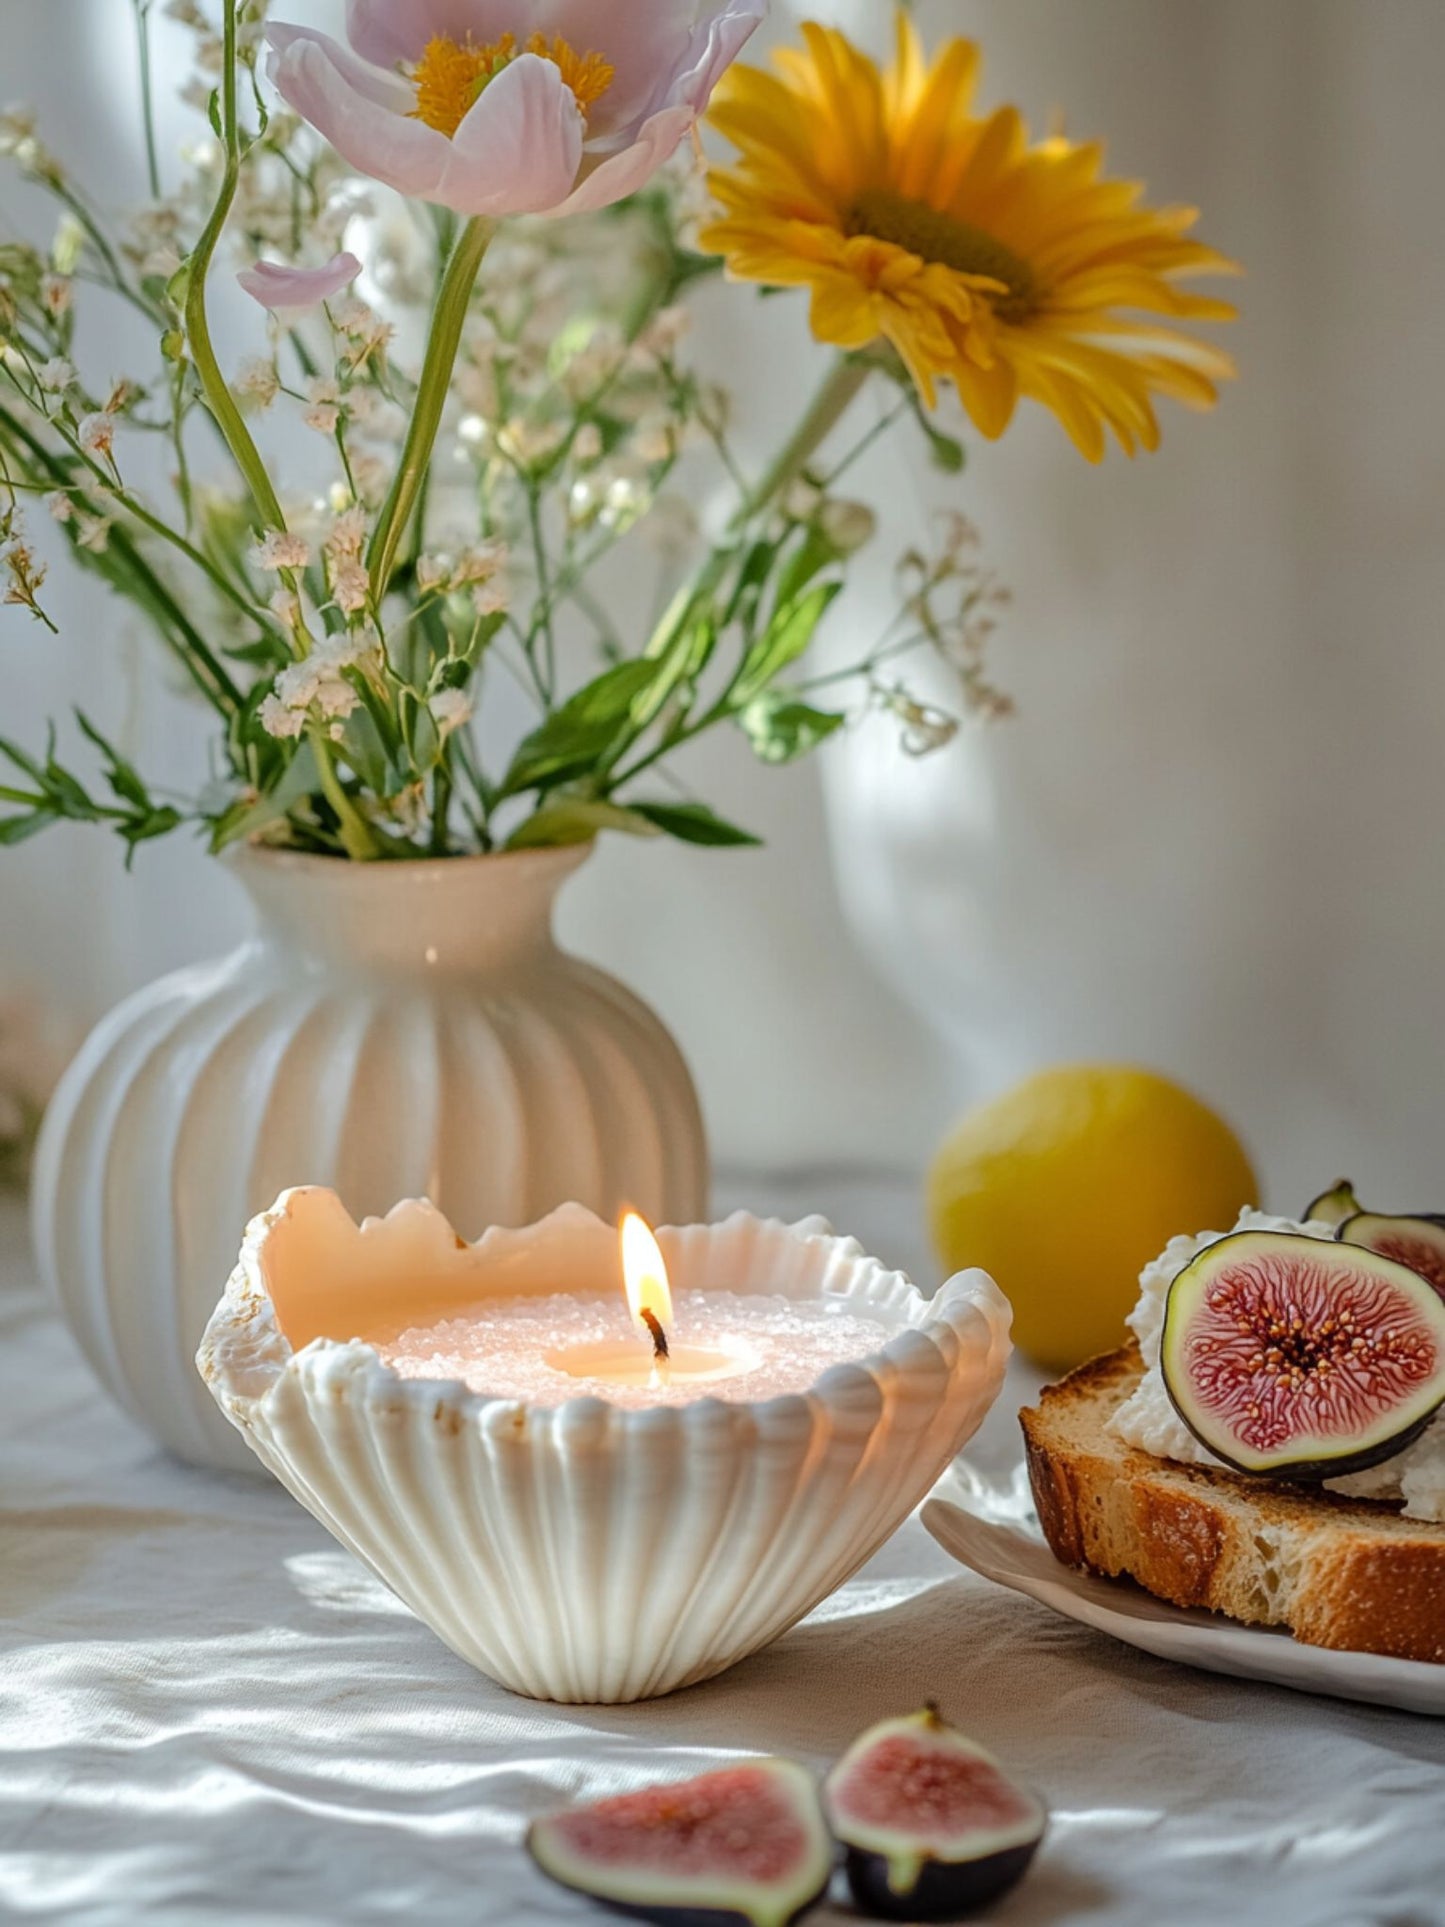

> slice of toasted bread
[1020,1345,1445,1664]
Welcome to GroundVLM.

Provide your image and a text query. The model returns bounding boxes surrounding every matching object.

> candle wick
[640,1309,670,1362]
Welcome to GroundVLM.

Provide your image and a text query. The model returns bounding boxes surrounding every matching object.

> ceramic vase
[32,845,708,1472]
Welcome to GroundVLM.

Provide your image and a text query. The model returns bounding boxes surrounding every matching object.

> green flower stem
[181,3,380,858]
[367,216,494,602]
[182,0,285,535]
[308,722,379,861]
[736,355,872,527]
[133,0,163,202]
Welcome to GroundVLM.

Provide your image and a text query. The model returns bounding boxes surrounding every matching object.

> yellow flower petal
[701,7,1239,457]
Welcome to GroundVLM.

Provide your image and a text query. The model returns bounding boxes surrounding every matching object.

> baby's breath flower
[633,418,676,465]
[258,693,305,741]
[471,577,510,618]
[234,357,279,408]
[46,491,73,523]
[430,689,474,738]
[37,356,74,392]
[140,246,183,283]
[349,452,387,502]
[819,498,877,556]
[253,529,310,572]
[453,540,507,586]
[40,273,72,317]
[324,505,367,560]
[456,410,490,451]
[329,555,370,616]
[498,419,565,469]
[77,411,117,461]
[75,514,112,554]
[415,554,451,595]
[268,587,301,628]
[561,332,625,402]
[882,688,960,757]
[637,306,693,361]
[2,526,47,613]
[0,106,37,156]
[302,375,342,436]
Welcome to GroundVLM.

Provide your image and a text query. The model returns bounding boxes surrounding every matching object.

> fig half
[526,1759,833,1927]
[822,1707,1046,1921]
[1161,1231,1445,1479]
[1338,1212,1445,1304]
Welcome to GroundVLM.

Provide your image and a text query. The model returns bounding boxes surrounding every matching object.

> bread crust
[1020,1345,1445,1665]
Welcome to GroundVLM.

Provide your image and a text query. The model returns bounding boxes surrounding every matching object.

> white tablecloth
[3,1181,1443,1927]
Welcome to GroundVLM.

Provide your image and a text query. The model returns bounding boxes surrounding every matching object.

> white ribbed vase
[32,846,708,1473]
[199,1190,1013,1703]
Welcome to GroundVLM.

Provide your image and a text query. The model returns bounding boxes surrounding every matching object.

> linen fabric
[2,1190,1442,1925]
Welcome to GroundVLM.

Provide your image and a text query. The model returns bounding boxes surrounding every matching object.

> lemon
[927,1064,1259,1375]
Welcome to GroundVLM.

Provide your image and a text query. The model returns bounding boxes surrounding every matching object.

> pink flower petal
[267,28,451,201]
[549,104,693,218]
[435,53,584,216]
[537,0,764,140]
[237,252,363,314]
[266,22,414,111]
[344,0,521,70]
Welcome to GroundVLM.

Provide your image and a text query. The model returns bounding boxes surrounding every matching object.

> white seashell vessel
[198,1189,1012,1703]
[33,845,707,1474]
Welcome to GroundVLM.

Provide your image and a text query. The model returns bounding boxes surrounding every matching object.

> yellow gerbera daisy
[699,14,1240,460]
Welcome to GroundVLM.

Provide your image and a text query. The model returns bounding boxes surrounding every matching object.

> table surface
[3,1179,1443,1927]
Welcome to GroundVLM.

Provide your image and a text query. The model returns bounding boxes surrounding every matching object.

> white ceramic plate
[923,1463,1445,1717]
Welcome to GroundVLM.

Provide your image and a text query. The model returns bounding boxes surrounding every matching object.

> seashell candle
[198,1190,1012,1704]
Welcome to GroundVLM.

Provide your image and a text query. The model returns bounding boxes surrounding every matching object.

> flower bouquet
[2,0,1236,1470]
[0,0,1235,863]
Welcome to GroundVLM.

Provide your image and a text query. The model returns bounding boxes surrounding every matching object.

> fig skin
[823,1708,1046,1923]
[1161,1231,1445,1481]
[525,1759,834,1927]
[1303,1179,1362,1229]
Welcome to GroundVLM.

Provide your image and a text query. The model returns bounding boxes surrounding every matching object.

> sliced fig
[526,1759,833,1927]
[1161,1231,1445,1479]
[1303,1179,1362,1228]
[1338,1212,1445,1304]
[822,1707,1046,1922]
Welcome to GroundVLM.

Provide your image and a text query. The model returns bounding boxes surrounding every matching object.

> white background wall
[3,1,1444,1210]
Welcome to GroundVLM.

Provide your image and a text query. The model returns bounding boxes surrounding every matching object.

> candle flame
[620,1210,673,1351]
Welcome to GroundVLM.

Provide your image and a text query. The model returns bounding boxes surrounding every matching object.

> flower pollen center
[848,188,1037,321]
[410,31,613,139]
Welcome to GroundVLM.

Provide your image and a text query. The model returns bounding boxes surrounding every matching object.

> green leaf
[74,712,149,812]
[720,537,782,634]
[505,798,662,850]
[731,582,841,709]
[0,736,45,785]
[0,810,57,846]
[629,801,762,848]
[739,695,847,766]
[553,658,663,729]
[771,526,837,616]
[501,659,663,795]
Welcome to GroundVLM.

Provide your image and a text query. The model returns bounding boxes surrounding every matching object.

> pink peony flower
[265,1,765,220]
[237,251,363,317]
